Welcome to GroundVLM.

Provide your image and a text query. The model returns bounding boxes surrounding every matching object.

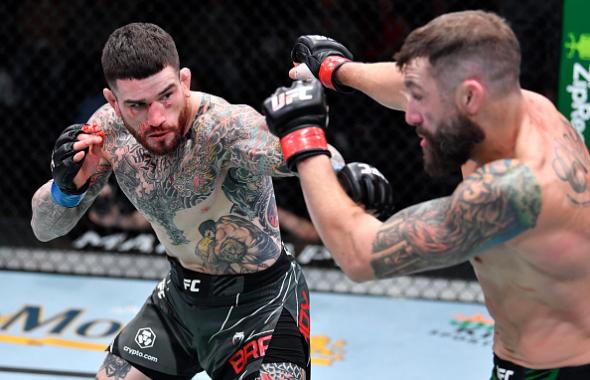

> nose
[404,107,423,127]
[147,101,166,127]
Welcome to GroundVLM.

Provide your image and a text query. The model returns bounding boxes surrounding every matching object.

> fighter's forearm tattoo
[99,353,132,379]
[31,163,111,240]
[370,160,542,278]
[552,117,590,206]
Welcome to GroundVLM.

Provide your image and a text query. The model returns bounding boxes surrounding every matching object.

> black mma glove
[263,80,331,171]
[50,124,90,207]
[337,162,394,220]
[291,35,354,93]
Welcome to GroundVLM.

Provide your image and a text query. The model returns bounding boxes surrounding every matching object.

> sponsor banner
[430,313,494,346]
[0,303,346,367]
[558,0,590,143]
[69,227,338,267]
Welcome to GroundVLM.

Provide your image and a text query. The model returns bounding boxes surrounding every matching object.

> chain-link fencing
[0,0,563,302]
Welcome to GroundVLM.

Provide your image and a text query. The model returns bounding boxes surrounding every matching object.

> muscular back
[90,92,291,274]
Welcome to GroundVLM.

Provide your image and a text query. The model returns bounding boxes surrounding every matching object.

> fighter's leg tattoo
[99,353,132,379]
[258,362,305,380]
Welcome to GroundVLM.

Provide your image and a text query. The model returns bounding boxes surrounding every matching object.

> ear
[456,79,484,115]
[103,88,121,117]
[180,68,192,96]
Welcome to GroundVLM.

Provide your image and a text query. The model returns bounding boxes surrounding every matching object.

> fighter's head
[395,11,521,176]
[101,23,192,155]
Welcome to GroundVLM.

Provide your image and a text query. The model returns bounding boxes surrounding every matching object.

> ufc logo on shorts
[496,366,515,380]
[183,279,201,292]
[271,87,313,111]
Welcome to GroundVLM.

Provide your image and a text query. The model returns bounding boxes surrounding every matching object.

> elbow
[343,265,374,283]
[335,250,375,283]
[30,220,58,242]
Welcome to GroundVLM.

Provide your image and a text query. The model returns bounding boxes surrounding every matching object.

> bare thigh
[96,352,150,380]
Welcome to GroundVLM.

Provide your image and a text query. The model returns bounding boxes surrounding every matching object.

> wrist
[319,56,351,91]
[280,127,328,162]
[51,181,87,208]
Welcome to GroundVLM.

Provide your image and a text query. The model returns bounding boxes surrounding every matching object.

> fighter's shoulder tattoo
[370,160,542,278]
[552,117,590,207]
[195,94,290,176]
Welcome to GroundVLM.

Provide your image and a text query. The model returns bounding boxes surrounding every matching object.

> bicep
[226,105,291,177]
[369,160,542,278]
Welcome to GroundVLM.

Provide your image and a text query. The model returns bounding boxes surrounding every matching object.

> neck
[472,89,524,164]
[182,92,198,137]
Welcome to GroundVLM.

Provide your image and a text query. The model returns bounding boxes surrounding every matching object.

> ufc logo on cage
[495,366,515,380]
[271,86,313,111]
[183,278,201,292]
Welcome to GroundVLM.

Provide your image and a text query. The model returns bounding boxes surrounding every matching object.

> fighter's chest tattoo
[110,129,221,244]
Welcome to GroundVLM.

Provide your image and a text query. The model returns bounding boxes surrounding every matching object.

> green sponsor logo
[565,33,590,61]
[565,62,590,138]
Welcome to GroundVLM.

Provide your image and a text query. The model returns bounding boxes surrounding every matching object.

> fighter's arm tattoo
[370,160,542,278]
[31,162,112,241]
[224,104,292,177]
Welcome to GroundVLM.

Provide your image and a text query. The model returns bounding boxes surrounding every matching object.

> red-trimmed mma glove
[337,162,394,221]
[291,35,354,93]
[50,124,93,207]
[263,80,330,171]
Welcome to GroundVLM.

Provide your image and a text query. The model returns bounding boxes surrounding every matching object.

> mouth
[148,130,171,138]
[417,134,428,148]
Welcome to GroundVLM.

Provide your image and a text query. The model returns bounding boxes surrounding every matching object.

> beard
[418,113,485,177]
[122,97,191,155]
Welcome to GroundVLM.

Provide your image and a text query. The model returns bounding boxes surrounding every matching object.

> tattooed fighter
[265,10,590,380]
[30,23,392,380]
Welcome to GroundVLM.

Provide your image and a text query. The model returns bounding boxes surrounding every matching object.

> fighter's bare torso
[471,91,590,368]
[90,92,290,274]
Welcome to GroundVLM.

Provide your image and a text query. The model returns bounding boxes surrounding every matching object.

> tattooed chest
[111,146,221,244]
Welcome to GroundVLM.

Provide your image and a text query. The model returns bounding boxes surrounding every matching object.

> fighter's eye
[129,103,146,110]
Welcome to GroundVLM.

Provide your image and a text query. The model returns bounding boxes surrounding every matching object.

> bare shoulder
[460,159,542,235]
[193,91,265,136]
[87,103,119,131]
[522,89,557,110]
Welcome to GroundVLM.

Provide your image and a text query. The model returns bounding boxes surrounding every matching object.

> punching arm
[290,35,407,110]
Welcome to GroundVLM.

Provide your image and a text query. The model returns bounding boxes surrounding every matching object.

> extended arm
[334,62,407,111]
[227,102,345,177]
[289,35,407,111]
[224,104,293,177]
[297,157,541,281]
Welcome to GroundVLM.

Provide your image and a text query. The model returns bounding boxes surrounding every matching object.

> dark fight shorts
[491,354,590,380]
[109,247,310,379]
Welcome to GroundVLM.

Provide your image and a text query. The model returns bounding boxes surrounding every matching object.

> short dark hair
[395,11,521,95]
[101,23,180,89]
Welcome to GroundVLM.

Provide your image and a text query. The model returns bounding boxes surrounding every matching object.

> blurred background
[0,0,563,300]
